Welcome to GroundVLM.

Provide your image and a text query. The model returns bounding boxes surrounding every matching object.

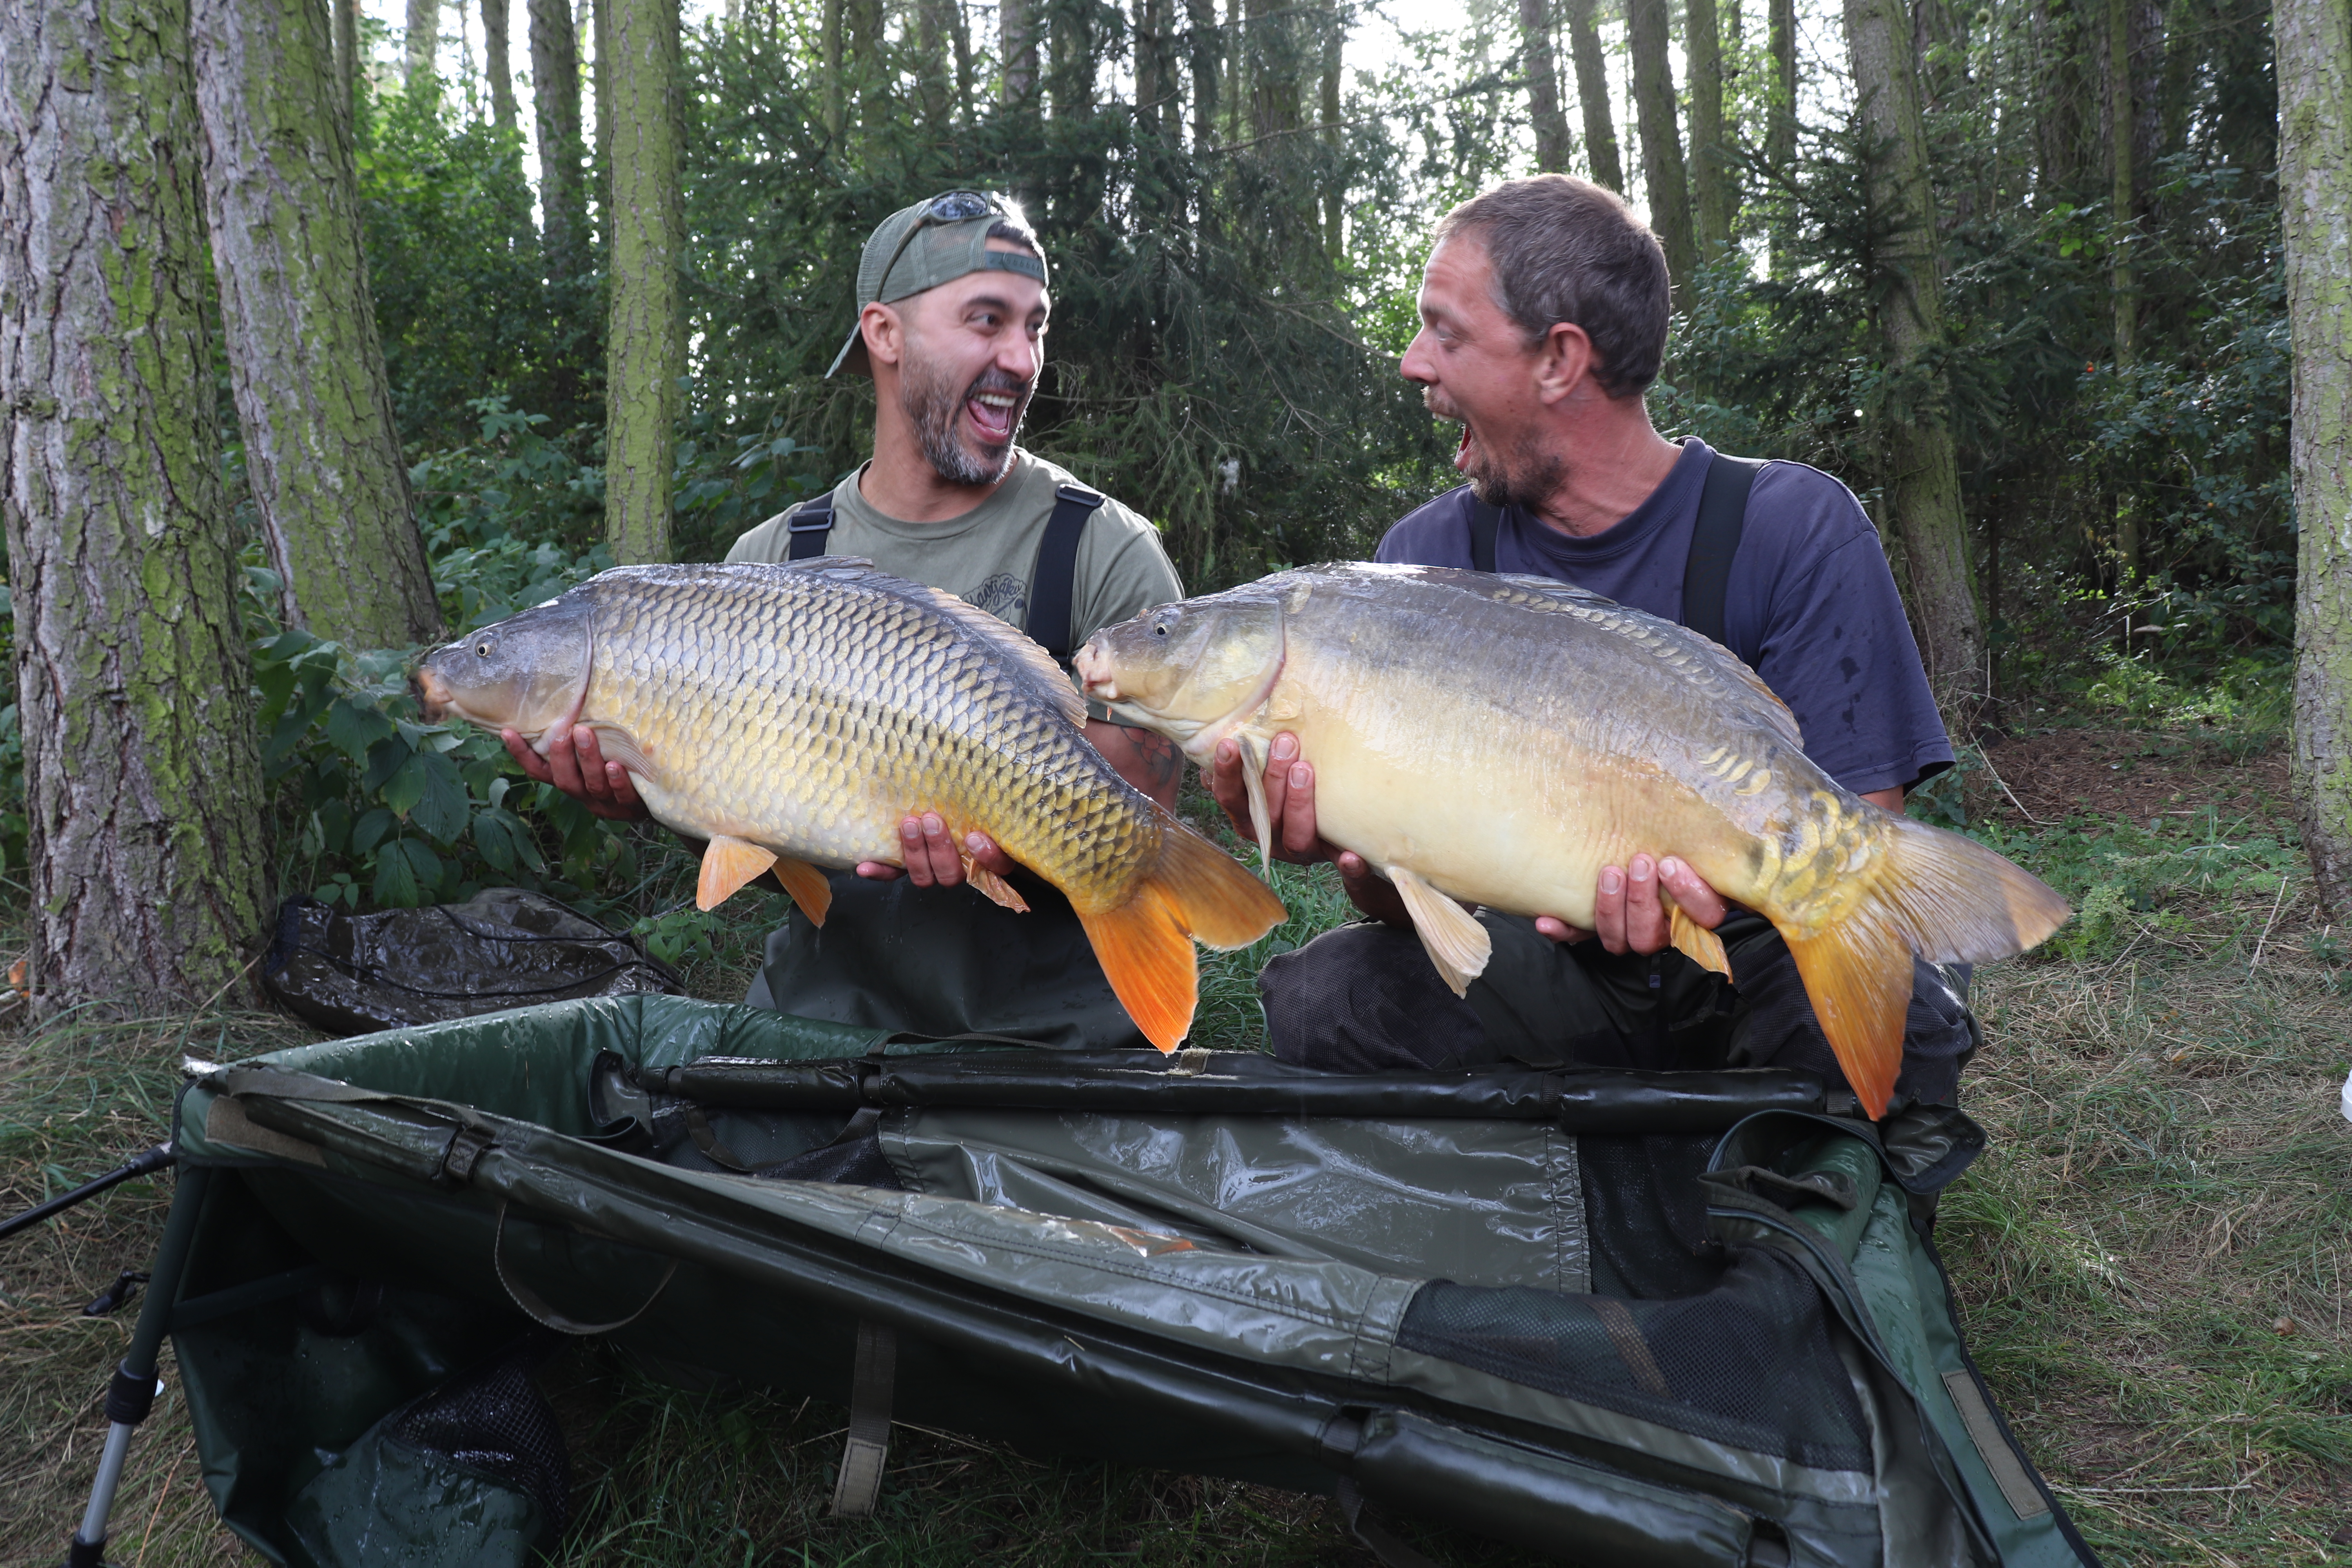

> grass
[3,726,2349,1564]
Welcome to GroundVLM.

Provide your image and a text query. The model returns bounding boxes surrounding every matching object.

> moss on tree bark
[603,0,681,565]
[2280,0,2352,910]
[193,0,443,651]
[0,0,271,1012]
[1842,0,1987,729]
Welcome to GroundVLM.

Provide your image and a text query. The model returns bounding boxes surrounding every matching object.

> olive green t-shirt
[727,450,1184,664]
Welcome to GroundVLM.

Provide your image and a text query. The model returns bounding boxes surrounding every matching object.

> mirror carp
[1075,563,2068,1115]
[414,558,1285,1051]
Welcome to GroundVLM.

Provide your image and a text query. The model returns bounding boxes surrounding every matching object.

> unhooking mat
[162,994,2100,1567]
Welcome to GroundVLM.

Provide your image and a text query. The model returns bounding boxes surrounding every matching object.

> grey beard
[904,359,1024,486]
[1465,431,1564,514]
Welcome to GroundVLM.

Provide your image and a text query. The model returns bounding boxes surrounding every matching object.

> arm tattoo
[1122,726,1184,791]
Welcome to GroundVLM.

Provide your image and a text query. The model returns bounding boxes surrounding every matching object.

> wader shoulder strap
[1026,482,1105,664]
[1681,454,1766,646]
[1468,497,1502,574]
[785,491,838,560]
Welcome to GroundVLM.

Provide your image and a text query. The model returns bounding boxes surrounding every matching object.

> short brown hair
[1433,175,1671,397]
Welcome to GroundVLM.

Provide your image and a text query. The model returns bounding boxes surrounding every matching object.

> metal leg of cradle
[62,1163,212,1568]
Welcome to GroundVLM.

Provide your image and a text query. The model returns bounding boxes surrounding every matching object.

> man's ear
[1533,319,1598,406]
[861,301,904,369]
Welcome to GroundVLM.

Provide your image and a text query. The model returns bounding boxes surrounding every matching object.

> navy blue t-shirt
[1376,438,1953,796]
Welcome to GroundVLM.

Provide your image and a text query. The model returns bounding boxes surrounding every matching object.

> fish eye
[474,639,493,657]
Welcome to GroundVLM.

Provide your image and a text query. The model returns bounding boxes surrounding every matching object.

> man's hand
[502,728,650,821]
[1536,854,1730,953]
[1208,731,1337,866]
[855,813,1020,888]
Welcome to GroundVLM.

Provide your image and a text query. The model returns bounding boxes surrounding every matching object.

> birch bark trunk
[0,0,271,1011]
[2279,0,2352,909]
[1842,0,1986,726]
[603,0,680,565]
[192,0,443,650]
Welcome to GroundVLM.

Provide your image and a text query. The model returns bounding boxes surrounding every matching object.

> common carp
[1073,563,2067,1115]
[413,559,1285,1051]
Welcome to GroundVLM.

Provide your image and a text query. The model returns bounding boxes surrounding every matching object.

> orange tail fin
[1076,816,1287,1053]
[1778,815,2070,1118]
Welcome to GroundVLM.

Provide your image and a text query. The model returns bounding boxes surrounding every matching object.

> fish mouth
[1073,640,1117,701]
[412,666,452,723]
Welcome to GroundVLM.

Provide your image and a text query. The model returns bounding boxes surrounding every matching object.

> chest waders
[759,479,1134,1048]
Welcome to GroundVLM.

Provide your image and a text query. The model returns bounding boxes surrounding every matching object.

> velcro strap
[829,1319,898,1517]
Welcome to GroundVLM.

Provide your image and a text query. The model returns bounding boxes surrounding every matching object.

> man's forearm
[1087,718,1184,809]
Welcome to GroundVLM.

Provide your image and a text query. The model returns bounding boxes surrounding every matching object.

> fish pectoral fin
[962,856,1032,913]
[697,835,779,912]
[1237,733,1274,873]
[1666,897,1733,981]
[769,855,834,926]
[1387,867,1492,999]
[584,724,654,779]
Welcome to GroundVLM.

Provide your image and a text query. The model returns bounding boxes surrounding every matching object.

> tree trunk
[191,0,443,650]
[1136,0,1165,136]
[603,0,679,565]
[1626,0,1696,294]
[334,0,357,120]
[2281,0,2352,911]
[1564,0,1621,190]
[407,0,437,98]
[1517,0,1572,172]
[1320,0,1343,254]
[1186,0,1219,151]
[1687,0,1729,258]
[951,0,975,118]
[1843,0,1985,726]
[1768,0,1795,273]
[530,0,589,278]
[1001,0,1035,104]
[916,0,953,125]
[0,0,271,1012]
[822,0,845,131]
[483,0,518,131]
[592,0,612,241]
[2106,0,2134,364]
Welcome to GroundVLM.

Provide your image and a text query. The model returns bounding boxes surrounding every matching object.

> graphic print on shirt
[967,572,1029,625]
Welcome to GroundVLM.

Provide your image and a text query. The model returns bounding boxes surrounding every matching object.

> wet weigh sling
[136,994,2099,1566]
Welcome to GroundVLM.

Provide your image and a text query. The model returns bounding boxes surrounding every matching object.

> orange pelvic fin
[697,835,779,911]
[962,856,1031,913]
[1667,898,1731,980]
[769,855,834,926]
[1077,816,1287,1053]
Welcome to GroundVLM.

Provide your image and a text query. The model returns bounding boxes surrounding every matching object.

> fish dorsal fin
[786,555,1085,728]
[1482,571,1806,753]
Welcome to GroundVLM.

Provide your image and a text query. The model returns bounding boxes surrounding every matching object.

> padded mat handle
[492,1199,679,1336]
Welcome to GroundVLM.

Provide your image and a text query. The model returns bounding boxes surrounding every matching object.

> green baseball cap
[826,190,1049,378]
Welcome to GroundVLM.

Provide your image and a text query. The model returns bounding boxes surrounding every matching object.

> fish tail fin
[1780,816,2070,1117]
[1078,818,1287,1053]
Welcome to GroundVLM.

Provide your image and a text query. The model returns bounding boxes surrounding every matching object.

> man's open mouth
[967,387,1021,444]
[1454,423,1475,473]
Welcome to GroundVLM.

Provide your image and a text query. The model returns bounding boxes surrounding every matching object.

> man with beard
[513,191,1186,1046]
[1213,174,1977,1110]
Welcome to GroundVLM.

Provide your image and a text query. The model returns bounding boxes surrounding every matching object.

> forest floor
[2,715,2347,1566]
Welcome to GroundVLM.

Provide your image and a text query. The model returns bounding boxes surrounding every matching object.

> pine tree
[191,0,443,650]
[2280,0,2352,909]
[0,0,271,1011]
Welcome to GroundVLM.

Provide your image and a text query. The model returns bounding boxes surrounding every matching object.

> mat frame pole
[62,1163,213,1568]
